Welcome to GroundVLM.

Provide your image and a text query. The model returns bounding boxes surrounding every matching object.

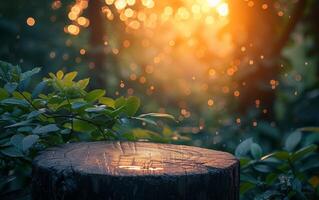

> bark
[32,141,239,200]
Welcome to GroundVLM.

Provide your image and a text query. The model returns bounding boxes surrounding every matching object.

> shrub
[237,129,319,199]
[0,61,174,198]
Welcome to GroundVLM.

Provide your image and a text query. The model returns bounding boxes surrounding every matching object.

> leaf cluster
[237,130,319,200]
[0,61,175,197]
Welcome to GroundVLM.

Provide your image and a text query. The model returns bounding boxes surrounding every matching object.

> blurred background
[0,0,318,152]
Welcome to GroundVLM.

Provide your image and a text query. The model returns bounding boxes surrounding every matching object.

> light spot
[262,4,268,10]
[207,0,221,7]
[234,90,240,97]
[217,3,229,17]
[208,99,214,106]
[67,24,80,35]
[80,48,86,55]
[26,17,36,26]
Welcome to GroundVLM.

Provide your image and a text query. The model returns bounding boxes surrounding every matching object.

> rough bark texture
[32,141,239,200]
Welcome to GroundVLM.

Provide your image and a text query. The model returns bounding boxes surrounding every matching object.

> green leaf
[85,89,106,102]
[130,129,164,141]
[291,145,317,162]
[10,134,24,150]
[298,127,319,133]
[131,117,157,126]
[255,190,281,199]
[99,97,115,108]
[72,119,96,132]
[61,129,71,135]
[63,71,77,81]
[27,109,46,119]
[71,101,87,109]
[138,113,176,120]
[235,138,253,157]
[77,78,90,89]
[240,182,255,194]
[17,126,33,133]
[265,173,278,184]
[250,143,263,159]
[241,175,259,186]
[20,67,40,81]
[115,96,126,108]
[108,105,125,117]
[285,131,302,151]
[1,146,24,157]
[32,81,47,98]
[33,124,60,134]
[56,70,64,79]
[261,151,290,161]
[4,82,18,93]
[125,96,140,116]
[85,106,106,112]
[48,72,56,79]
[0,88,9,100]
[22,135,39,151]
[5,120,32,128]
[239,157,251,167]
[253,164,272,173]
[1,98,28,107]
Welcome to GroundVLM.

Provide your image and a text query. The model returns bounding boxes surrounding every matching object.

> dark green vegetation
[237,131,319,199]
[0,62,318,200]
[0,62,175,199]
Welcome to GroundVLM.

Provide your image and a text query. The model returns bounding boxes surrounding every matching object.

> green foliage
[237,130,319,200]
[0,61,175,197]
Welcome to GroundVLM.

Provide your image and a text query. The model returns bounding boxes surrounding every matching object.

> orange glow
[207,99,214,106]
[71,5,81,15]
[118,165,163,171]
[262,4,268,10]
[115,0,127,10]
[77,17,89,27]
[63,0,236,116]
[105,0,114,5]
[124,8,134,18]
[234,90,240,97]
[26,17,36,26]
[68,12,78,20]
[139,76,146,84]
[278,11,284,17]
[67,25,80,35]
[51,1,62,10]
[130,74,137,80]
[208,69,216,77]
[79,48,86,55]
[247,1,254,7]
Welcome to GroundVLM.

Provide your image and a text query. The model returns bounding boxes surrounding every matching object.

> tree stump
[32,141,239,200]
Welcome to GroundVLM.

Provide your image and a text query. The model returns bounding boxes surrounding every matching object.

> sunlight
[207,0,221,8]
[216,2,229,17]
[64,0,234,123]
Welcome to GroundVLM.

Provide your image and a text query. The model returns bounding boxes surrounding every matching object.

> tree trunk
[228,0,307,120]
[88,0,106,88]
[32,141,239,200]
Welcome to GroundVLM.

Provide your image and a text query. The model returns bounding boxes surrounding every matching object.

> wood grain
[32,141,239,200]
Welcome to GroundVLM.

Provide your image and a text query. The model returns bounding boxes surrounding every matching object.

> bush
[0,61,174,198]
[237,129,319,199]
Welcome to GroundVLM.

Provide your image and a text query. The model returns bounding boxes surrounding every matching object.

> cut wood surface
[32,141,239,200]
